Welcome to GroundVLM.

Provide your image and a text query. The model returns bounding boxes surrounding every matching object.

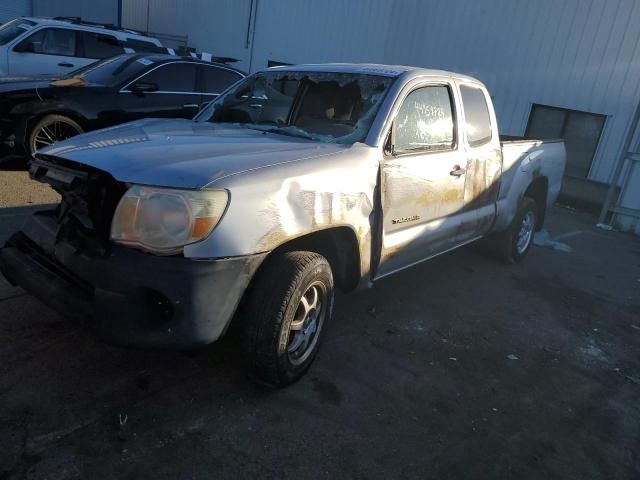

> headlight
[110,185,229,254]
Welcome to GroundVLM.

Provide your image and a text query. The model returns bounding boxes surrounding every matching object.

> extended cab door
[457,82,502,235]
[375,82,479,278]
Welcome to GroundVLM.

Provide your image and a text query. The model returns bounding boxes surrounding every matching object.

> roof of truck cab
[265,63,482,83]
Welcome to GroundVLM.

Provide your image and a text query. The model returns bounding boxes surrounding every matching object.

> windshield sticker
[136,58,154,66]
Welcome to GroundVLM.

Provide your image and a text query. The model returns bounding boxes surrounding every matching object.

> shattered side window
[394,86,455,154]
[196,71,395,144]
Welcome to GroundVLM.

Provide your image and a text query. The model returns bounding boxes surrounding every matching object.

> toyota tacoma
[0,64,566,386]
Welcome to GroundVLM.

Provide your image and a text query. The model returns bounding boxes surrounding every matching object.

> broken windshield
[195,71,395,144]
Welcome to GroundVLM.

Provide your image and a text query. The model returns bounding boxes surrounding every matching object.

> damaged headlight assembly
[110,185,229,255]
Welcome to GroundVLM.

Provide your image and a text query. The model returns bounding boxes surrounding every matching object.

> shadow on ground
[0,156,27,172]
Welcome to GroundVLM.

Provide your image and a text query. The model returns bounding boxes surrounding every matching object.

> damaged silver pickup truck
[0,64,565,386]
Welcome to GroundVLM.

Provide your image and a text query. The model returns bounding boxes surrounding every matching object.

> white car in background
[0,16,163,77]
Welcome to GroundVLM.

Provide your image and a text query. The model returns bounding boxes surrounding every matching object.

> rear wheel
[242,251,334,387]
[29,114,83,155]
[493,197,538,264]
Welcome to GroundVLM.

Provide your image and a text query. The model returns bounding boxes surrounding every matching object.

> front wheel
[28,114,83,155]
[242,251,334,387]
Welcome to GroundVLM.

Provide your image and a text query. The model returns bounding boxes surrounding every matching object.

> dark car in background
[0,53,245,162]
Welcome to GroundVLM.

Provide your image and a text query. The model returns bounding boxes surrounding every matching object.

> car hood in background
[39,119,352,189]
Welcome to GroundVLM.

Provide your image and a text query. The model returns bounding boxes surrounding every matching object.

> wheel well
[524,177,548,230]
[267,227,362,293]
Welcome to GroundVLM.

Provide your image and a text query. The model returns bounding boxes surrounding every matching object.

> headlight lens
[110,185,229,254]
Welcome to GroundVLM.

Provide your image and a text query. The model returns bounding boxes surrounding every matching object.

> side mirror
[14,41,36,53]
[130,82,159,94]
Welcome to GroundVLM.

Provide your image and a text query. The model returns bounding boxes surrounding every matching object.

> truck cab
[375,73,503,276]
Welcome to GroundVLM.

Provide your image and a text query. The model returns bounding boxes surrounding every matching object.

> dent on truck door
[375,84,477,278]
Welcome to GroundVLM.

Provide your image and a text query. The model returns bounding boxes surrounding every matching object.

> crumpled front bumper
[0,210,267,349]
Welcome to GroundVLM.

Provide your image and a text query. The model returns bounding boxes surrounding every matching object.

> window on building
[460,84,492,147]
[201,66,243,94]
[526,104,606,178]
[18,28,78,56]
[139,62,198,92]
[81,32,123,59]
[393,85,455,154]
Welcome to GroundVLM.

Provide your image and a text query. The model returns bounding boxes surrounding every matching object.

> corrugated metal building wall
[248,0,640,187]
[1,0,119,24]
[31,0,118,24]
[0,0,31,23]
[121,0,252,59]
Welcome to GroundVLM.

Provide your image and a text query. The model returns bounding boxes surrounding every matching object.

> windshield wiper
[215,122,317,140]
[260,126,315,141]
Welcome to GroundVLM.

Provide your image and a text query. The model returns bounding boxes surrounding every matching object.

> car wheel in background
[29,114,83,155]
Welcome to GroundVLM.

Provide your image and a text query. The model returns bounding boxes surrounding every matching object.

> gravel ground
[0,165,639,479]
[0,160,59,208]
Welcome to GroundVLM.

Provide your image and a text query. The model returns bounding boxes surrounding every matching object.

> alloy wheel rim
[516,210,535,254]
[32,120,81,152]
[287,281,327,366]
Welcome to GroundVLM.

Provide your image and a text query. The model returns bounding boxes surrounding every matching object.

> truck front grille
[29,154,127,256]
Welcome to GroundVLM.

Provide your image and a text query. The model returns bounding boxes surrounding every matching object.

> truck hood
[39,119,351,189]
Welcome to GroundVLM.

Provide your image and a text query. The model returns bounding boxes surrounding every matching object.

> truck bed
[492,135,566,232]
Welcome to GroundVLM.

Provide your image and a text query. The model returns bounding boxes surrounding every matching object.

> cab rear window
[460,85,492,147]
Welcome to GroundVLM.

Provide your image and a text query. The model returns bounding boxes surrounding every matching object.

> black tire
[242,251,334,387]
[492,197,538,264]
[28,114,83,155]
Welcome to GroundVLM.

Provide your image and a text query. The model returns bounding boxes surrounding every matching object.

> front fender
[184,144,381,280]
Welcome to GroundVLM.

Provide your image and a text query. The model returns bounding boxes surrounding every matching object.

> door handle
[58,62,74,68]
[450,165,466,177]
[183,104,199,109]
